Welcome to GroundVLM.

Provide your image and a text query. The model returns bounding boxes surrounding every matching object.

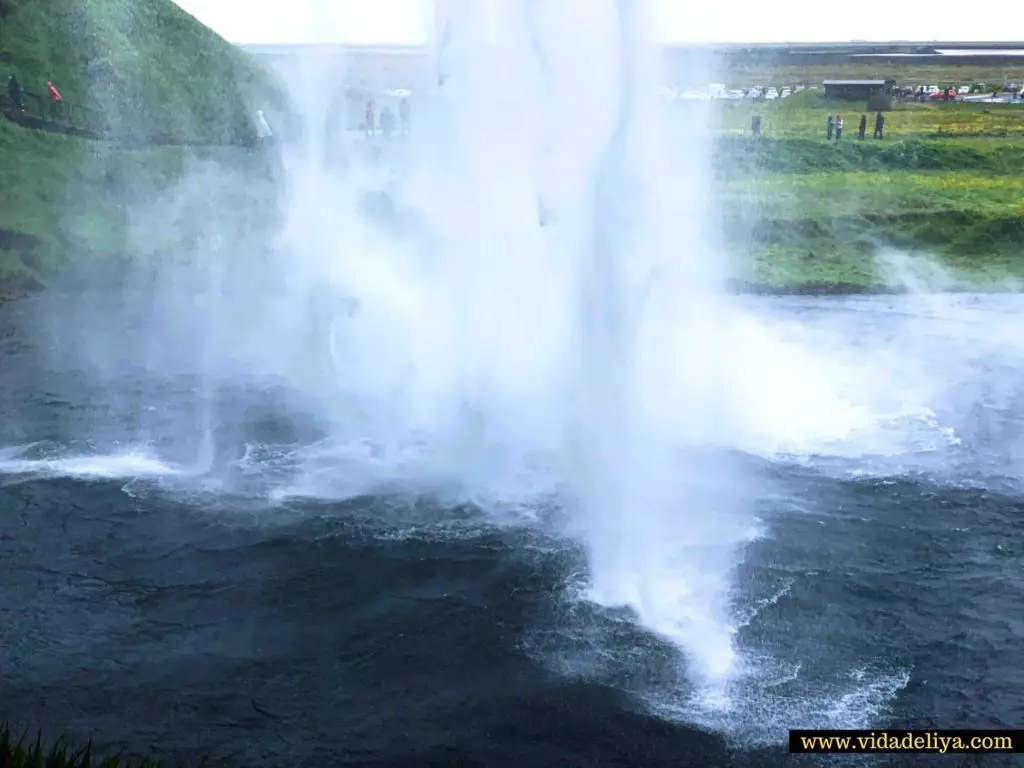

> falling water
[34,0,746,687]
[277,0,744,682]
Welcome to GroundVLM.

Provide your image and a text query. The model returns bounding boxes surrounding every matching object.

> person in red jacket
[46,80,62,121]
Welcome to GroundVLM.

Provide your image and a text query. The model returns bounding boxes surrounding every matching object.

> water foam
[0,444,182,482]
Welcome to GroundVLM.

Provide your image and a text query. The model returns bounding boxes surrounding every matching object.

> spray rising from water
[266,0,744,681]
[17,0,745,686]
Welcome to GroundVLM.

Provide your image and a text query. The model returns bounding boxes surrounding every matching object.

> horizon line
[234,39,1024,49]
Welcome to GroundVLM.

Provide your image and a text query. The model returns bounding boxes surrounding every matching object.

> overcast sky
[173,0,1011,45]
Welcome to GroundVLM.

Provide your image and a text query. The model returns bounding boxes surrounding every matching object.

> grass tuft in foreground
[0,723,169,768]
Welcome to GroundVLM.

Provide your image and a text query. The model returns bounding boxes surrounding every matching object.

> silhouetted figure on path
[364,100,375,137]
[751,114,761,137]
[46,80,62,121]
[399,97,410,136]
[834,113,844,141]
[873,111,885,139]
[7,73,24,111]
[858,114,867,139]
[380,106,395,139]
[826,115,834,140]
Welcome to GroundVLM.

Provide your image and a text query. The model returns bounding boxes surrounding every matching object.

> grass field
[703,90,1024,288]
[719,92,1024,138]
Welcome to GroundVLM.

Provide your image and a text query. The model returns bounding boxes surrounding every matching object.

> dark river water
[1,291,1023,767]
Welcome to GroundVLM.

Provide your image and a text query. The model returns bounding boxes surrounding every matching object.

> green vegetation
[2,6,1024,296]
[0,114,277,296]
[0,0,285,141]
[709,92,1024,289]
[0,724,167,768]
[0,0,283,296]
[720,90,1024,139]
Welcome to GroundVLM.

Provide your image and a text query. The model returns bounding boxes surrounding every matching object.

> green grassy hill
[0,0,285,296]
[1,0,285,141]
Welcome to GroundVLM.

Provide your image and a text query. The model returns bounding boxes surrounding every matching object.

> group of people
[6,73,64,119]
[364,97,410,138]
[749,110,887,141]
[826,111,886,141]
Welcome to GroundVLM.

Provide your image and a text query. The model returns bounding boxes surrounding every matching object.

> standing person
[873,111,885,139]
[858,114,867,139]
[7,73,24,111]
[380,105,395,139]
[46,80,62,121]
[834,113,844,141]
[826,115,834,140]
[364,100,375,137]
[398,96,410,136]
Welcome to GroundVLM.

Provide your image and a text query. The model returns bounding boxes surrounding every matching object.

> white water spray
[10,0,744,686]
[554,0,738,681]
[264,0,743,681]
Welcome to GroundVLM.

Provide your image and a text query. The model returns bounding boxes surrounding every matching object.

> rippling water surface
[2,293,1023,766]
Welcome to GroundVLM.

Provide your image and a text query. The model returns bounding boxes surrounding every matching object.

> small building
[822,79,896,100]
